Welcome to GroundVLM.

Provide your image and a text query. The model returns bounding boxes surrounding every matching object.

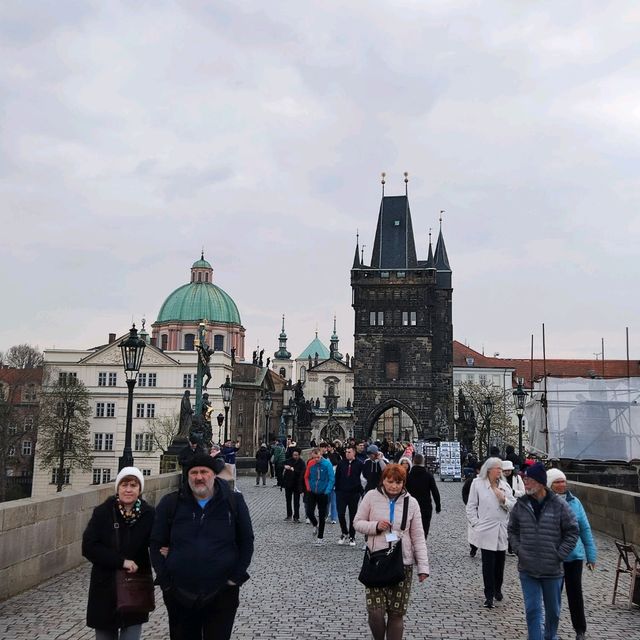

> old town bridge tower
[351,181,453,440]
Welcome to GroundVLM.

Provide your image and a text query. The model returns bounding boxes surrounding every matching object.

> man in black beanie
[508,462,578,640]
[150,453,254,640]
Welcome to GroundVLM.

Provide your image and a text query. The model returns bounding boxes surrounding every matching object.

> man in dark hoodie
[151,454,254,640]
[406,453,441,538]
[334,444,363,545]
[282,448,306,522]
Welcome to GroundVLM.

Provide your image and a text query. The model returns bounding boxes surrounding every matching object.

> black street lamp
[220,375,234,442]
[289,397,298,443]
[513,377,528,463]
[119,324,146,471]
[216,413,224,445]
[483,395,494,458]
[263,391,272,445]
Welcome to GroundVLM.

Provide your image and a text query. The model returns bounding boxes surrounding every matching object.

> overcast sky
[1,1,639,363]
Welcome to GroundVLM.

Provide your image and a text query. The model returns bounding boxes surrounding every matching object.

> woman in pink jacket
[354,464,430,640]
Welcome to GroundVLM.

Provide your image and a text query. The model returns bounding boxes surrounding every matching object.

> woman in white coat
[465,457,516,608]
[501,460,525,497]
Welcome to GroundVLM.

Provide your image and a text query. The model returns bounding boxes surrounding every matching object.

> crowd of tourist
[79,436,597,640]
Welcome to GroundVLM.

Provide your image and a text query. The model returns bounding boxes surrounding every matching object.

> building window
[161,334,168,350]
[96,402,105,418]
[369,312,376,326]
[24,417,34,431]
[279,367,286,378]
[378,311,384,326]
[51,468,70,485]
[402,312,409,326]
[92,469,101,485]
[21,441,32,456]
[106,403,115,418]
[138,373,147,387]
[479,374,488,386]
[108,372,117,386]
[135,433,154,451]
[8,423,17,435]
[410,311,417,326]
[184,334,195,351]
[24,384,37,401]
[59,372,77,384]
[136,403,145,418]
[142,469,151,477]
[92,468,111,484]
[8,445,15,457]
[396,271,406,278]
[214,335,224,351]
[183,374,193,388]
[98,372,107,386]
[148,373,157,387]
[381,271,390,278]
[384,344,400,381]
[146,404,155,418]
[95,433,114,451]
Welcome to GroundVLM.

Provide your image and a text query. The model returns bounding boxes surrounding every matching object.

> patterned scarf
[116,497,142,525]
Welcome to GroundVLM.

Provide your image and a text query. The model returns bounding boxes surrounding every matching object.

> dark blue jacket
[221,445,240,465]
[150,479,254,596]
[335,458,364,494]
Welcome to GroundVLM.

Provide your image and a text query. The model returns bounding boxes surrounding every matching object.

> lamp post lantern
[216,413,224,445]
[483,395,494,458]
[119,324,146,471]
[263,391,272,445]
[513,377,528,464]
[220,375,234,442]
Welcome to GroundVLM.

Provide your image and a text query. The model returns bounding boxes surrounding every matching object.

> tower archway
[364,399,420,442]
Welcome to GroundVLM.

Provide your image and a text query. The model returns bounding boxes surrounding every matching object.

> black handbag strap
[399,496,410,531]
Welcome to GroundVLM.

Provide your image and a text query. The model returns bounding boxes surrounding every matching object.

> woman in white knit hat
[501,460,525,499]
[82,467,155,639]
[547,468,596,640]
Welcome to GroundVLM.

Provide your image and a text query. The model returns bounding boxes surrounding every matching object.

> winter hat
[367,444,379,455]
[524,462,547,487]
[186,453,225,474]
[546,468,566,488]
[501,460,514,471]
[115,466,144,493]
[398,456,413,470]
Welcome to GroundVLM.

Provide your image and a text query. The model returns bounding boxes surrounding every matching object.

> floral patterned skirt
[365,565,413,615]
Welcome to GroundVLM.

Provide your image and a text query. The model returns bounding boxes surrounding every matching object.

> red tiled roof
[453,341,638,388]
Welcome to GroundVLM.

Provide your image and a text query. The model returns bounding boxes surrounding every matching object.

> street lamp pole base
[119,452,134,471]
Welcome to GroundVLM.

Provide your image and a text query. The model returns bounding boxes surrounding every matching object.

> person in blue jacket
[305,448,335,545]
[547,469,596,640]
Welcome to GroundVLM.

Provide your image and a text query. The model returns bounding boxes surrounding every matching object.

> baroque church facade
[351,187,454,441]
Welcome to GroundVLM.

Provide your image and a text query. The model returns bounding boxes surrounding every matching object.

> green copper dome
[192,257,212,269]
[157,282,241,325]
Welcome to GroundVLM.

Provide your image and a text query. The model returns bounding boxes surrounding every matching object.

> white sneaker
[349,538,356,547]
[330,520,337,524]
[337,535,346,545]
[305,518,310,524]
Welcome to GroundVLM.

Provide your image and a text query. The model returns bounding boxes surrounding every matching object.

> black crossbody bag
[358,495,409,588]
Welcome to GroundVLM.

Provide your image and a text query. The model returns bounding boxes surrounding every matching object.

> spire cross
[439,210,445,230]
[361,244,366,264]
[281,314,285,332]
[404,171,409,196]
[429,227,432,244]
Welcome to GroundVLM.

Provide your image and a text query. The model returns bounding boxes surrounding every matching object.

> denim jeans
[95,626,141,640]
[329,489,338,521]
[519,572,563,640]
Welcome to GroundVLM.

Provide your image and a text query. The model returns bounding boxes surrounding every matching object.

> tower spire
[352,230,361,268]
[274,313,291,360]
[330,315,343,361]
[426,227,435,269]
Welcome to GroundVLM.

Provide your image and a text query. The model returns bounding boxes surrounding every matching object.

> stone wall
[567,480,640,546]
[0,472,180,601]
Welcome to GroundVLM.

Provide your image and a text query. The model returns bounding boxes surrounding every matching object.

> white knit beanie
[115,466,145,493]
[546,468,566,489]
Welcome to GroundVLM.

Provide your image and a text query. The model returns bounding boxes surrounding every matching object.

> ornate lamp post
[216,413,224,445]
[512,377,528,464]
[119,324,146,471]
[483,395,494,458]
[263,391,272,445]
[220,375,234,442]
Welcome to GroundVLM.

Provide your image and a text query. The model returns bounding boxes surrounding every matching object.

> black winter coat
[82,496,154,631]
[406,466,441,514]
[282,457,306,492]
[255,448,271,473]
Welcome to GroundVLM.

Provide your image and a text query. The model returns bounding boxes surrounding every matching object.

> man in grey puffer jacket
[508,462,578,640]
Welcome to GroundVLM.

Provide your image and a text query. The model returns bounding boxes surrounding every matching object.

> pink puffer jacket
[354,488,430,576]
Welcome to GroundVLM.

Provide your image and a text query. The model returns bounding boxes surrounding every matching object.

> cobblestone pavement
[0,480,637,639]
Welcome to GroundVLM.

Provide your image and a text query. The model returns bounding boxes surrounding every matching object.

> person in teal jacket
[305,450,335,545]
[547,469,596,640]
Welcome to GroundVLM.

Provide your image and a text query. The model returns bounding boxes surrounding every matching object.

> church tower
[272,315,293,380]
[351,178,453,440]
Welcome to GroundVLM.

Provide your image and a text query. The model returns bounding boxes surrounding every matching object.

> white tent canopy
[526,377,640,462]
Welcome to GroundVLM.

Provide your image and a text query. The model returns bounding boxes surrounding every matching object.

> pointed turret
[329,316,343,361]
[425,229,435,271]
[352,239,361,268]
[370,195,418,269]
[274,314,291,359]
[434,225,452,289]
